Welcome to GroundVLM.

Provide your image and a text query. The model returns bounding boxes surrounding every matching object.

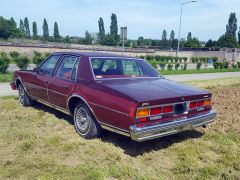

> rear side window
[56,56,79,81]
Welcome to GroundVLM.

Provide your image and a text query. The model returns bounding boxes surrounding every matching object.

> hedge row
[148,60,188,71]
[0,51,50,73]
[138,55,219,64]
[191,56,218,63]
[138,55,188,63]
[213,62,240,69]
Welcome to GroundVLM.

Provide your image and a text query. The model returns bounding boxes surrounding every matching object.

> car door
[26,55,61,102]
[48,55,80,109]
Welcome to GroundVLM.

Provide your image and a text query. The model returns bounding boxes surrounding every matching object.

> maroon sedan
[10,52,216,142]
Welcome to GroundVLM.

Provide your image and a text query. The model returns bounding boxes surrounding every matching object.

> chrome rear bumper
[130,110,217,142]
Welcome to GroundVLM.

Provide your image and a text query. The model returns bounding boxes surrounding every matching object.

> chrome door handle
[63,86,69,89]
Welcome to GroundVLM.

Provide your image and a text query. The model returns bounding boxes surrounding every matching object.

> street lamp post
[177,0,197,56]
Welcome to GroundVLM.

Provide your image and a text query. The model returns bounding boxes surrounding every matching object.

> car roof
[52,51,138,59]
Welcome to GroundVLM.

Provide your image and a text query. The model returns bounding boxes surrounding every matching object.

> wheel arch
[67,95,99,122]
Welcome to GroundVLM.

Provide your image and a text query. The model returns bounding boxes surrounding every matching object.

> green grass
[0,73,13,82]
[0,79,240,179]
[160,68,240,75]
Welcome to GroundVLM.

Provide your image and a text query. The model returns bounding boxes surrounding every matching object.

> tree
[42,18,49,40]
[185,37,201,48]
[24,17,30,38]
[53,22,60,41]
[205,39,217,47]
[226,13,237,37]
[32,21,37,39]
[187,32,192,41]
[169,30,175,48]
[19,20,24,35]
[162,30,167,41]
[98,17,105,45]
[10,17,17,28]
[110,13,119,45]
[137,36,144,46]
[238,27,240,44]
[217,33,238,48]
[84,31,93,44]
[0,16,20,39]
[160,30,168,48]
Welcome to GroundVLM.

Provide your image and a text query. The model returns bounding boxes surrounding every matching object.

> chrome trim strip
[25,82,46,90]
[29,95,71,115]
[48,89,68,97]
[99,122,130,137]
[130,110,217,142]
[89,102,129,117]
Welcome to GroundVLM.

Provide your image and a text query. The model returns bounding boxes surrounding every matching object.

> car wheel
[74,103,101,139]
[18,84,33,106]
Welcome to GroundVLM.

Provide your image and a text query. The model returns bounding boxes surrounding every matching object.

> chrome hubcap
[18,86,24,104]
[76,107,90,133]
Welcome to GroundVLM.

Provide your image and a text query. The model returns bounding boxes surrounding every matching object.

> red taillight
[150,107,162,115]
[138,117,148,123]
[162,105,173,113]
[189,102,197,109]
[197,100,204,107]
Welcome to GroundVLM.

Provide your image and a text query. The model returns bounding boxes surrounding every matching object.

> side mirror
[33,67,39,73]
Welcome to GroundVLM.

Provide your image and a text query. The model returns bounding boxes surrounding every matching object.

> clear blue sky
[1,0,240,41]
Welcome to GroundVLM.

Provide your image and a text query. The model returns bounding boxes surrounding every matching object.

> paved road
[165,72,240,82]
[1,72,240,97]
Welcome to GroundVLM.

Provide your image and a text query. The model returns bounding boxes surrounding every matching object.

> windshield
[91,58,161,79]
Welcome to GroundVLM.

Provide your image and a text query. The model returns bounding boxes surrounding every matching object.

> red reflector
[197,100,204,107]
[162,105,173,113]
[150,107,162,115]
[138,117,147,123]
[189,102,197,109]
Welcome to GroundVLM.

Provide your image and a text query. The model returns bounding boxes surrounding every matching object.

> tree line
[0,16,61,42]
[1,12,240,48]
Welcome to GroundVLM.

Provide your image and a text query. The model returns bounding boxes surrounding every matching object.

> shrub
[14,56,30,70]
[159,62,166,70]
[139,55,145,59]
[181,63,188,71]
[155,55,161,61]
[146,55,154,61]
[237,62,240,68]
[196,62,202,70]
[32,51,44,65]
[167,64,173,71]
[9,51,20,60]
[212,56,218,63]
[232,64,238,69]
[44,52,51,58]
[148,60,158,69]
[175,63,180,70]
[213,62,219,69]
[183,57,188,63]
[0,52,10,73]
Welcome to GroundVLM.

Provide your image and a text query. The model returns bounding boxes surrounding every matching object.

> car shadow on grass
[100,130,204,157]
[32,101,74,125]
[30,101,204,157]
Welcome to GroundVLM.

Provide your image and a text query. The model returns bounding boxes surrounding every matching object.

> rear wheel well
[16,79,22,88]
[68,97,88,115]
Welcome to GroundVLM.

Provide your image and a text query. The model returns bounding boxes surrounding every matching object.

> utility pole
[177,1,197,57]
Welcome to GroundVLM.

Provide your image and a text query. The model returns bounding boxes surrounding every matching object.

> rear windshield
[90,58,161,79]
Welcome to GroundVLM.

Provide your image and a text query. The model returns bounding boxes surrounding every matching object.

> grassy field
[0,73,13,82]
[0,78,240,179]
[160,68,240,75]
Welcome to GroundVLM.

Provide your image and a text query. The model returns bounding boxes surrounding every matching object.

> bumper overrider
[130,110,217,142]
